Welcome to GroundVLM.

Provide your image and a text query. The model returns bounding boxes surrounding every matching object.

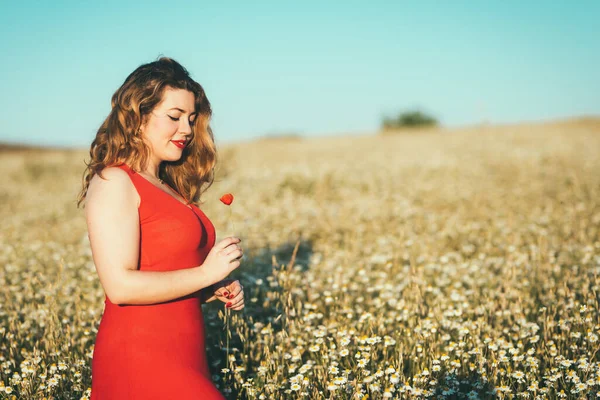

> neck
[143,157,162,180]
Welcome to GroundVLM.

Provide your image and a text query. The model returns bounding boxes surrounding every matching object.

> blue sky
[0,0,598,148]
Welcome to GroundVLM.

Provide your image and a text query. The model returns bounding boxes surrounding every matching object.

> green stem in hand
[227,206,236,237]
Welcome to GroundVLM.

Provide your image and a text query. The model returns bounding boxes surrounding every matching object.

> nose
[180,118,192,135]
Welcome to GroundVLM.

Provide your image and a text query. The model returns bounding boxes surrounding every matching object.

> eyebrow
[168,107,198,115]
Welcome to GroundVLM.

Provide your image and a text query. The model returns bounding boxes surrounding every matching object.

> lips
[171,140,187,149]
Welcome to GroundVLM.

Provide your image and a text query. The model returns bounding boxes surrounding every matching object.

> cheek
[151,119,178,137]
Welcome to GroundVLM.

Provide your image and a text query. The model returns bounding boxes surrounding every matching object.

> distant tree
[382,109,438,130]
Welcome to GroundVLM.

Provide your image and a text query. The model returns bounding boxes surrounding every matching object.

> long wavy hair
[76,57,217,209]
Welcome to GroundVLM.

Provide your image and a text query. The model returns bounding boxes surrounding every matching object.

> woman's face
[140,87,197,163]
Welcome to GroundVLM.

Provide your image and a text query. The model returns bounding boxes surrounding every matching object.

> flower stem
[224,205,234,370]
[226,306,231,369]
[227,206,236,237]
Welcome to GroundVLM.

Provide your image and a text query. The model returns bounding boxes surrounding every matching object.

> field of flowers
[0,118,599,399]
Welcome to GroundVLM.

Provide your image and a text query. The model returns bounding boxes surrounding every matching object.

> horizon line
[1,113,598,151]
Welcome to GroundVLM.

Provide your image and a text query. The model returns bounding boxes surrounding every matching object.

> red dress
[90,163,225,400]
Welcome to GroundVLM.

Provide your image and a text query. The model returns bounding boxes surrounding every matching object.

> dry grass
[0,118,599,399]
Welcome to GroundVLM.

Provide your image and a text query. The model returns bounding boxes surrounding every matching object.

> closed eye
[169,115,197,124]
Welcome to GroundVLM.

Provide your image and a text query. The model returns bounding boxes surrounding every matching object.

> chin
[166,151,184,161]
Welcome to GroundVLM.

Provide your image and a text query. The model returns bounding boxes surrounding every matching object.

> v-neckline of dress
[124,164,194,211]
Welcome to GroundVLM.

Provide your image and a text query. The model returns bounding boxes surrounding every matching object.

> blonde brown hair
[76,57,217,208]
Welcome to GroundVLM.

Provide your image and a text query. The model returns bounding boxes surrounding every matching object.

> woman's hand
[213,279,245,311]
[200,237,243,286]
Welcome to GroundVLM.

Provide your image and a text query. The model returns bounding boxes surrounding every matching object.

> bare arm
[116,267,214,305]
[84,167,215,305]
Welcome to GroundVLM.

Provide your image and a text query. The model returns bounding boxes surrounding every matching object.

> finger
[217,279,234,297]
[226,279,243,293]
[227,296,244,308]
[227,286,244,300]
[217,237,240,251]
[219,282,234,299]
[226,248,243,262]
[214,279,235,296]
[230,300,245,310]
[227,290,244,307]
[225,279,240,289]
[228,259,241,272]
[224,283,236,299]
[224,244,242,256]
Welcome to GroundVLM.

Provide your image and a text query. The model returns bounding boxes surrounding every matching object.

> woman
[76,57,243,399]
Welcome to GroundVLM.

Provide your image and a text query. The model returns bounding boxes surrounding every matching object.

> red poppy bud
[220,193,234,206]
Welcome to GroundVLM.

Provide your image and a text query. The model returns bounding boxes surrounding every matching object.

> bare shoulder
[85,166,140,209]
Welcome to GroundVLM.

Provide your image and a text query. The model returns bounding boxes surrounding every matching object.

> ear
[138,115,150,135]
[142,114,150,127]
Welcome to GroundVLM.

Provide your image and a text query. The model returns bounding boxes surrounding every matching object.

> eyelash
[168,115,196,124]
